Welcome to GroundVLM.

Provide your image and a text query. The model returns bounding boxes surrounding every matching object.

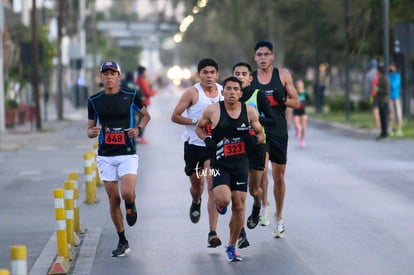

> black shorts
[247,143,266,170]
[212,161,248,192]
[267,136,288,165]
[293,109,306,116]
[184,142,210,176]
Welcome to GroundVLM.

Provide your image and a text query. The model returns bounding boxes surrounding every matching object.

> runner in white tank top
[182,82,223,146]
[171,58,224,248]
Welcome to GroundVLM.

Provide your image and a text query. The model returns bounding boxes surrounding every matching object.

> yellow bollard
[64,180,80,247]
[92,144,103,187]
[84,166,95,205]
[83,152,96,204]
[68,172,82,234]
[49,190,70,275]
[0,269,10,275]
[53,189,69,260]
[10,245,26,275]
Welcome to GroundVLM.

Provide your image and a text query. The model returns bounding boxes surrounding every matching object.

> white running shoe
[259,205,270,226]
[272,217,285,238]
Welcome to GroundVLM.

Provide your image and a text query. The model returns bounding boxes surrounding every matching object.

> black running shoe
[189,200,201,223]
[208,231,222,248]
[237,227,250,249]
[112,241,131,257]
[126,204,138,226]
[246,205,260,229]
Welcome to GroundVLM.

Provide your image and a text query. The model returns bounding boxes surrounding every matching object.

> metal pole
[57,0,64,120]
[344,0,351,121]
[0,3,6,133]
[32,0,42,130]
[383,0,390,70]
[314,0,321,114]
[91,0,98,95]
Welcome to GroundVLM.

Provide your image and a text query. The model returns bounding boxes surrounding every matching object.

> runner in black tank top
[252,41,300,239]
[210,101,250,174]
[195,76,264,262]
[251,68,287,139]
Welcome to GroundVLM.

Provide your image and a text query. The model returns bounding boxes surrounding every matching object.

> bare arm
[87,120,101,138]
[280,68,300,109]
[125,106,151,138]
[247,105,264,144]
[195,105,214,141]
[171,87,197,125]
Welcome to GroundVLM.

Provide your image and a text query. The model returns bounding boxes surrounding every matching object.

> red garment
[136,76,155,106]
[371,76,378,96]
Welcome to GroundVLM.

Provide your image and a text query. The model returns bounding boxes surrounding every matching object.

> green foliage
[175,0,413,77]
[5,99,19,110]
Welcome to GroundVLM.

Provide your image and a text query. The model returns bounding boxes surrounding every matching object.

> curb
[29,227,102,275]
[308,118,377,140]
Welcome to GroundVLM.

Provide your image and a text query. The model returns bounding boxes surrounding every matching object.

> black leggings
[379,102,389,136]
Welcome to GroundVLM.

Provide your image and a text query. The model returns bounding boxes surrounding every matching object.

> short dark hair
[137,65,146,76]
[197,58,219,72]
[377,65,386,74]
[232,62,252,74]
[254,41,273,52]
[223,76,243,89]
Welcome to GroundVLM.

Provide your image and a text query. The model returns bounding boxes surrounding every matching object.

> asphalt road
[0,89,413,275]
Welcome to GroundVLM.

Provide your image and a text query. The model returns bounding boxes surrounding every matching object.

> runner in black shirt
[87,61,151,257]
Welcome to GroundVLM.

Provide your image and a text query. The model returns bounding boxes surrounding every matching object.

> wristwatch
[191,118,198,125]
[137,126,144,133]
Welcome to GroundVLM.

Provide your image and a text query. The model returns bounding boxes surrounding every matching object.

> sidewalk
[0,98,86,152]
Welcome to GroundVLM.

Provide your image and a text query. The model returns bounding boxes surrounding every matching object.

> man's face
[222,80,242,105]
[254,46,274,69]
[197,66,219,89]
[101,70,121,90]
[233,66,252,89]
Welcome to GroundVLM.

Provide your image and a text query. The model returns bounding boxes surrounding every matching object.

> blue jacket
[388,72,401,100]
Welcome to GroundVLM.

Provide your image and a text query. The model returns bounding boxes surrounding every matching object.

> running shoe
[299,139,306,147]
[216,204,227,215]
[189,200,201,223]
[208,231,222,248]
[126,203,138,226]
[237,227,250,249]
[112,241,131,257]
[225,245,242,262]
[295,130,300,139]
[272,217,285,238]
[396,130,404,137]
[259,205,270,226]
[246,204,260,229]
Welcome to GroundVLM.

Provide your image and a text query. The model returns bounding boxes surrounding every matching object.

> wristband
[137,126,144,133]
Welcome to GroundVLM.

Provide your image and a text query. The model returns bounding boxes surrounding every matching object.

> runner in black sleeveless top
[195,76,264,262]
[251,41,299,238]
